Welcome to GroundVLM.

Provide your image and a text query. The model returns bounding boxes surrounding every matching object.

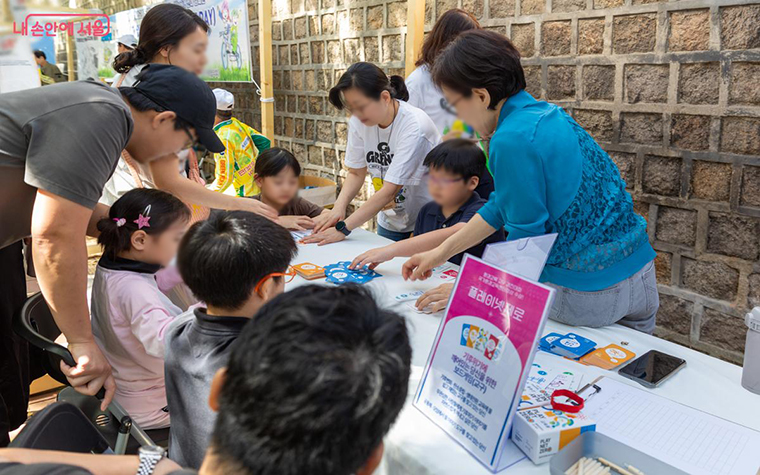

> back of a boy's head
[254,147,301,177]
[211,284,412,475]
[423,138,485,181]
[178,211,297,309]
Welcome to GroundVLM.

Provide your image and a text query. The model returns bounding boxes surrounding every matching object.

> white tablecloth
[288,229,760,475]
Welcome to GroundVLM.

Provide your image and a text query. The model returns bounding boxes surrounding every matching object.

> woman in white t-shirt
[406,8,495,199]
[305,62,441,245]
[407,9,480,138]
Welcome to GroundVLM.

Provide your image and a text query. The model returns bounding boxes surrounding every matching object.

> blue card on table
[549,333,596,359]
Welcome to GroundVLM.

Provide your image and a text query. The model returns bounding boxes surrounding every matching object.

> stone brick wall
[77,0,760,362]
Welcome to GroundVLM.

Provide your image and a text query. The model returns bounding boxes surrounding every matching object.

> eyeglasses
[428,176,464,186]
[181,124,200,149]
[441,95,466,116]
[254,266,296,294]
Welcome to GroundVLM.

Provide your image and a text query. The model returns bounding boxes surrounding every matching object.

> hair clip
[134,214,151,229]
[133,204,152,229]
[113,218,127,227]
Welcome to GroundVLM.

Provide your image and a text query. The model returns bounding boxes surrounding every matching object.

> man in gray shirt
[0,64,224,445]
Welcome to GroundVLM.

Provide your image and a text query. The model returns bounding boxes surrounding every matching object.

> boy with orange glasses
[164,211,297,469]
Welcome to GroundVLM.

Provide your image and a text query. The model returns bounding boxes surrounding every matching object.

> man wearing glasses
[0,64,224,445]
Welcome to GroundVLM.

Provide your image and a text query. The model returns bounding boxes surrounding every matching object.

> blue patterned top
[478,91,655,291]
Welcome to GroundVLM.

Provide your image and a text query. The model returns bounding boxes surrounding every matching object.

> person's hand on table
[239,197,278,221]
[277,215,315,231]
[350,246,393,270]
[300,227,346,246]
[312,207,345,233]
[416,283,454,313]
[402,248,448,281]
[61,341,116,411]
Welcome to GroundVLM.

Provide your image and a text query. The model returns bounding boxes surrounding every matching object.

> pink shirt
[90,258,186,429]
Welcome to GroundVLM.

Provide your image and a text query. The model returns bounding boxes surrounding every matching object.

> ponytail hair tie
[113,218,127,227]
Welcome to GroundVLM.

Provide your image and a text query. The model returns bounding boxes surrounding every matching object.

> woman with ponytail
[111,3,209,88]
[305,62,441,245]
[101,3,276,221]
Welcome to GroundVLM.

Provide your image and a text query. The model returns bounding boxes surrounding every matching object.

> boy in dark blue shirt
[351,139,505,269]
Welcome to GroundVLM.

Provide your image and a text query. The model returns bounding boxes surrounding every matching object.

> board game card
[538,332,564,352]
[579,344,636,370]
[394,290,426,301]
[293,262,325,280]
[549,333,597,359]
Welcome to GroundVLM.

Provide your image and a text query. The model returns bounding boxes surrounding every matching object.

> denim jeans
[377,225,413,242]
[546,260,659,334]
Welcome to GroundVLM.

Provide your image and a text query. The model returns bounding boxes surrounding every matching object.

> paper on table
[482,234,558,281]
[291,230,312,241]
[582,377,760,475]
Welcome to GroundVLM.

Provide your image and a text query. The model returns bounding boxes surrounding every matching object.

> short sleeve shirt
[208,117,270,197]
[406,65,476,140]
[344,101,441,233]
[0,80,133,249]
[413,192,506,265]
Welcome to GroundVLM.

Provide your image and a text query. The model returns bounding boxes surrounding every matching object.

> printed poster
[74,20,112,81]
[75,0,252,82]
[167,0,253,81]
[414,255,555,472]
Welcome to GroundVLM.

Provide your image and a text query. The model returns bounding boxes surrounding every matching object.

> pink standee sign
[414,255,555,472]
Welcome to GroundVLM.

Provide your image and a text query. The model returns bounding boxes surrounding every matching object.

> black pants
[0,241,28,446]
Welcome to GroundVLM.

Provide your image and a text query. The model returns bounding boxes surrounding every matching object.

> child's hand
[415,283,454,313]
[312,208,345,233]
[300,227,346,246]
[277,215,315,231]
[350,247,393,270]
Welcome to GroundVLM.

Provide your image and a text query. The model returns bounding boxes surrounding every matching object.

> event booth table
[288,229,760,475]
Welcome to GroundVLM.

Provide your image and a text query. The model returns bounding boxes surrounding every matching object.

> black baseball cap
[132,64,225,153]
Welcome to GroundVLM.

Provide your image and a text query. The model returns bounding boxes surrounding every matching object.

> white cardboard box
[512,407,596,464]
[298,176,336,208]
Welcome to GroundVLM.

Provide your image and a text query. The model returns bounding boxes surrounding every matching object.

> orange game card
[293,262,325,280]
[579,344,636,370]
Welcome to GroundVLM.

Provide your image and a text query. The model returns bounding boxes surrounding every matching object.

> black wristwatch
[336,221,352,236]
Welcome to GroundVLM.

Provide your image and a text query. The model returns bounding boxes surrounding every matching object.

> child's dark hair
[212,284,411,475]
[178,211,297,310]
[97,189,190,260]
[329,62,409,110]
[254,147,301,178]
[423,139,486,182]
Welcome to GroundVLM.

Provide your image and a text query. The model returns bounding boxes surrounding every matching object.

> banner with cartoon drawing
[75,0,252,82]
[413,255,555,472]
[165,0,252,82]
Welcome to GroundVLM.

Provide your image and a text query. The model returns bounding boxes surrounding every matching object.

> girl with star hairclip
[91,188,192,431]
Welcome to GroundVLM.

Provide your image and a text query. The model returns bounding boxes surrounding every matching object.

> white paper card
[482,234,558,282]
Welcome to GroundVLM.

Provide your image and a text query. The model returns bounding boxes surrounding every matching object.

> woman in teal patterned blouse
[403,30,659,333]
